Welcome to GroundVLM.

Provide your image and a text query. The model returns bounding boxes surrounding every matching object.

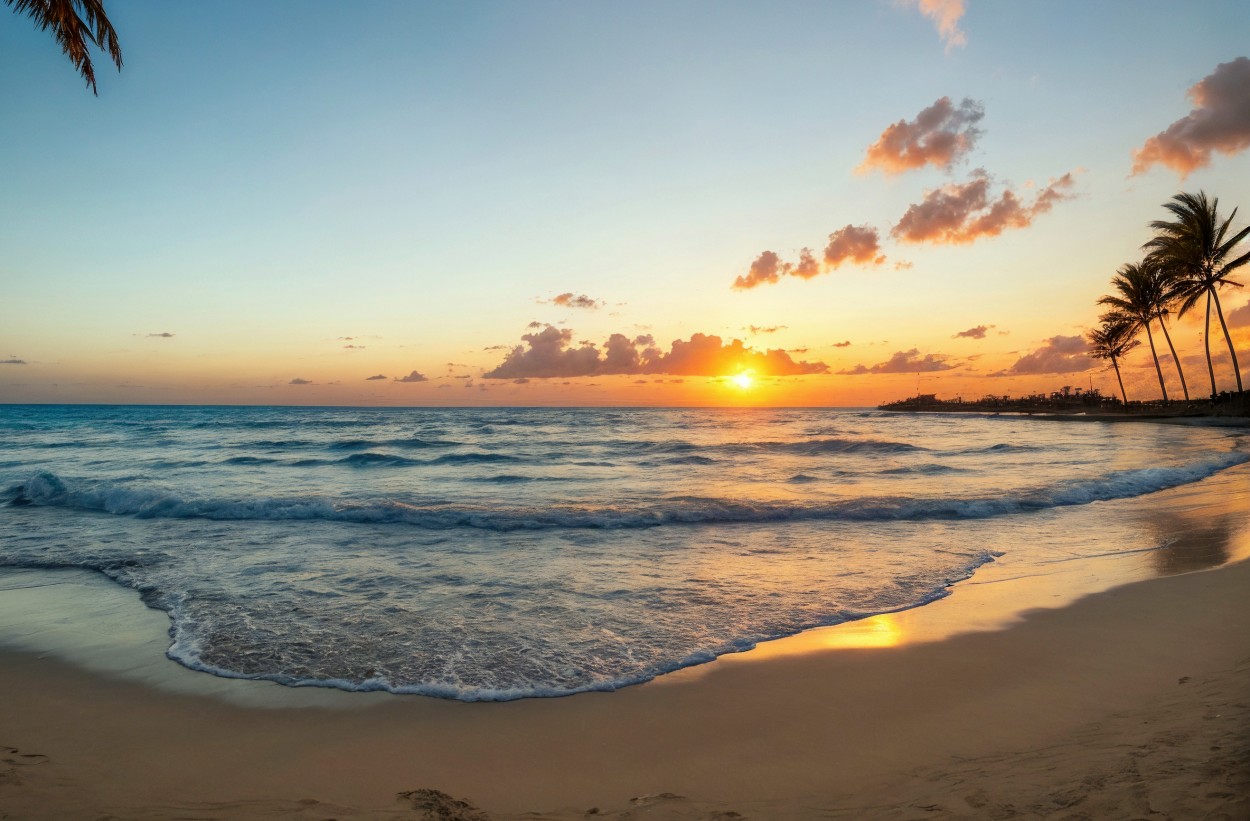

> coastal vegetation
[1087,313,1140,405]
[4,0,121,94]
[884,191,1245,416]
[1092,190,1245,403]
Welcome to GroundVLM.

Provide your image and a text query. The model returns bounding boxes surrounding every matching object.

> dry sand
[1,468,1249,820]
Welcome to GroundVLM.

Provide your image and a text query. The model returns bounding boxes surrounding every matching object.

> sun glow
[732,372,754,389]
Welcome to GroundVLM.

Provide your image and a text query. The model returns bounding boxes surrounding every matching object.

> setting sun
[732,372,754,389]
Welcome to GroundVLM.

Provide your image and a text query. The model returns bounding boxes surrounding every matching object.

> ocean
[1,404,1246,700]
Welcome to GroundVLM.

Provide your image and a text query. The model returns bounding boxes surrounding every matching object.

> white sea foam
[0,405,1244,699]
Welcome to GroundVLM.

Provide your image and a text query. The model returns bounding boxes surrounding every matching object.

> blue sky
[2,1,1248,404]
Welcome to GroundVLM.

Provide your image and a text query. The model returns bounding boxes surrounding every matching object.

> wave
[130,551,1000,701]
[218,451,520,469]
[879,463,970,475]
[7,452,1245,530]
[728,438,927,456]
[617,437,926,457]
[656,455,719,465]
[328,437,461,451]
[962,443,1046,454]
[465,475,579,484]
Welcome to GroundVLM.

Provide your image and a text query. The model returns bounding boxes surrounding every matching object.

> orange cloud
[903,0,968,52]
[858,96,983,175]
[394,370,429,383]
[548,292,604,309]
[1131,57,1250,178]
[953,324,993,339]
[824,225,886,268]
[483,326,828,378]
[892,169,1076,245]
[1227,301,1250,327]
[792,247,821,279]
[991,335,1092,375]
[735,228,884,290]
[733,250,789,289]
[838,348,955,375]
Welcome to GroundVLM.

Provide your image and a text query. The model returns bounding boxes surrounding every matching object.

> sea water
[0,405,1245,700]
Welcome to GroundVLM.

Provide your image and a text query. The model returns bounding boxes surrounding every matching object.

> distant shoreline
[879,390,1249,425]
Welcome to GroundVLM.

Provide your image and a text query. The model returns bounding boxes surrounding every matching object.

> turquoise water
[1,405,1245,699]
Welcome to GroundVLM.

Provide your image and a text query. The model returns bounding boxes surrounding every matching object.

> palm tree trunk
[1203,292,1218,397]
[1156,314,1189,400]
[1210,286,1244,393]
[1142,320,1168,401]
[1112,357,1127,405]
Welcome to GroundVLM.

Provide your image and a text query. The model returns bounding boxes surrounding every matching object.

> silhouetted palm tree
[1098,261,1186,401]
[5,0,122,94]
[1144,191,1247,395]
[1088,313,1141,405]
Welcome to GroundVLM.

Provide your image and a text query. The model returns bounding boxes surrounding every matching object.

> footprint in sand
[0,746,50,788]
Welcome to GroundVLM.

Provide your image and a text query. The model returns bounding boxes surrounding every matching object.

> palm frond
[5,0,122,94]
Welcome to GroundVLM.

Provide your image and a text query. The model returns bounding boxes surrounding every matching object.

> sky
[2,0,1249,407]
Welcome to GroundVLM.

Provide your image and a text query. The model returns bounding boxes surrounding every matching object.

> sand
[1,468,1249,819]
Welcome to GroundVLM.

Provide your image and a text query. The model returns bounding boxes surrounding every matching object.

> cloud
[146,332,175,338]
[1226,301,1250,327]
[746,325,786,335]
[892,169,1076,245]
[902,0,968,52]
[733,250,789,290]
[1,358,27,365]
[953,324,993,339]
[365,374,387,381]
[991,335,1093,375]
[548,292,604,310]
[858,96,984,175]
[894,260,914,271]
[289,378,312,385]
[823,225,886,269]
[343,344,365,349]
[526,320,544,329]
[735,227,884,290]
[394,370,429,383]
[1131,57,1250,178]
[832,341,852,348]
[483,325,829,379]
[838,348,955,375]
[792,248,820,279]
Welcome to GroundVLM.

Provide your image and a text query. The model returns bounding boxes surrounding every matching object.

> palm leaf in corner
[5,0,122,94]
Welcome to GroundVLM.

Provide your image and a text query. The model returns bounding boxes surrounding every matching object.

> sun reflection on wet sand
[654,461,1250,687]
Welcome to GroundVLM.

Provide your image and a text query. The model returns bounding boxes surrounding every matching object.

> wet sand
[1,467,1248,819]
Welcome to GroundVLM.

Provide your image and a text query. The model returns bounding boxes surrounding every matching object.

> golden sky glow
[1,4,1248,405]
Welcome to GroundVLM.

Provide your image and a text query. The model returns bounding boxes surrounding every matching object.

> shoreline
[1,465,1248,817]
[877,390,1250,425]
[885,408,1250,426]
[4,462,1247,708]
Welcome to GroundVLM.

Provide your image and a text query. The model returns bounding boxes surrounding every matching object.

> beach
[2,460,1248,820]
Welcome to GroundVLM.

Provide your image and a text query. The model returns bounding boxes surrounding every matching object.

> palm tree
[1144,191,1248,395]
[1088,313,1141,405]
[1098,260,1188,401]
[5,0,122,95]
